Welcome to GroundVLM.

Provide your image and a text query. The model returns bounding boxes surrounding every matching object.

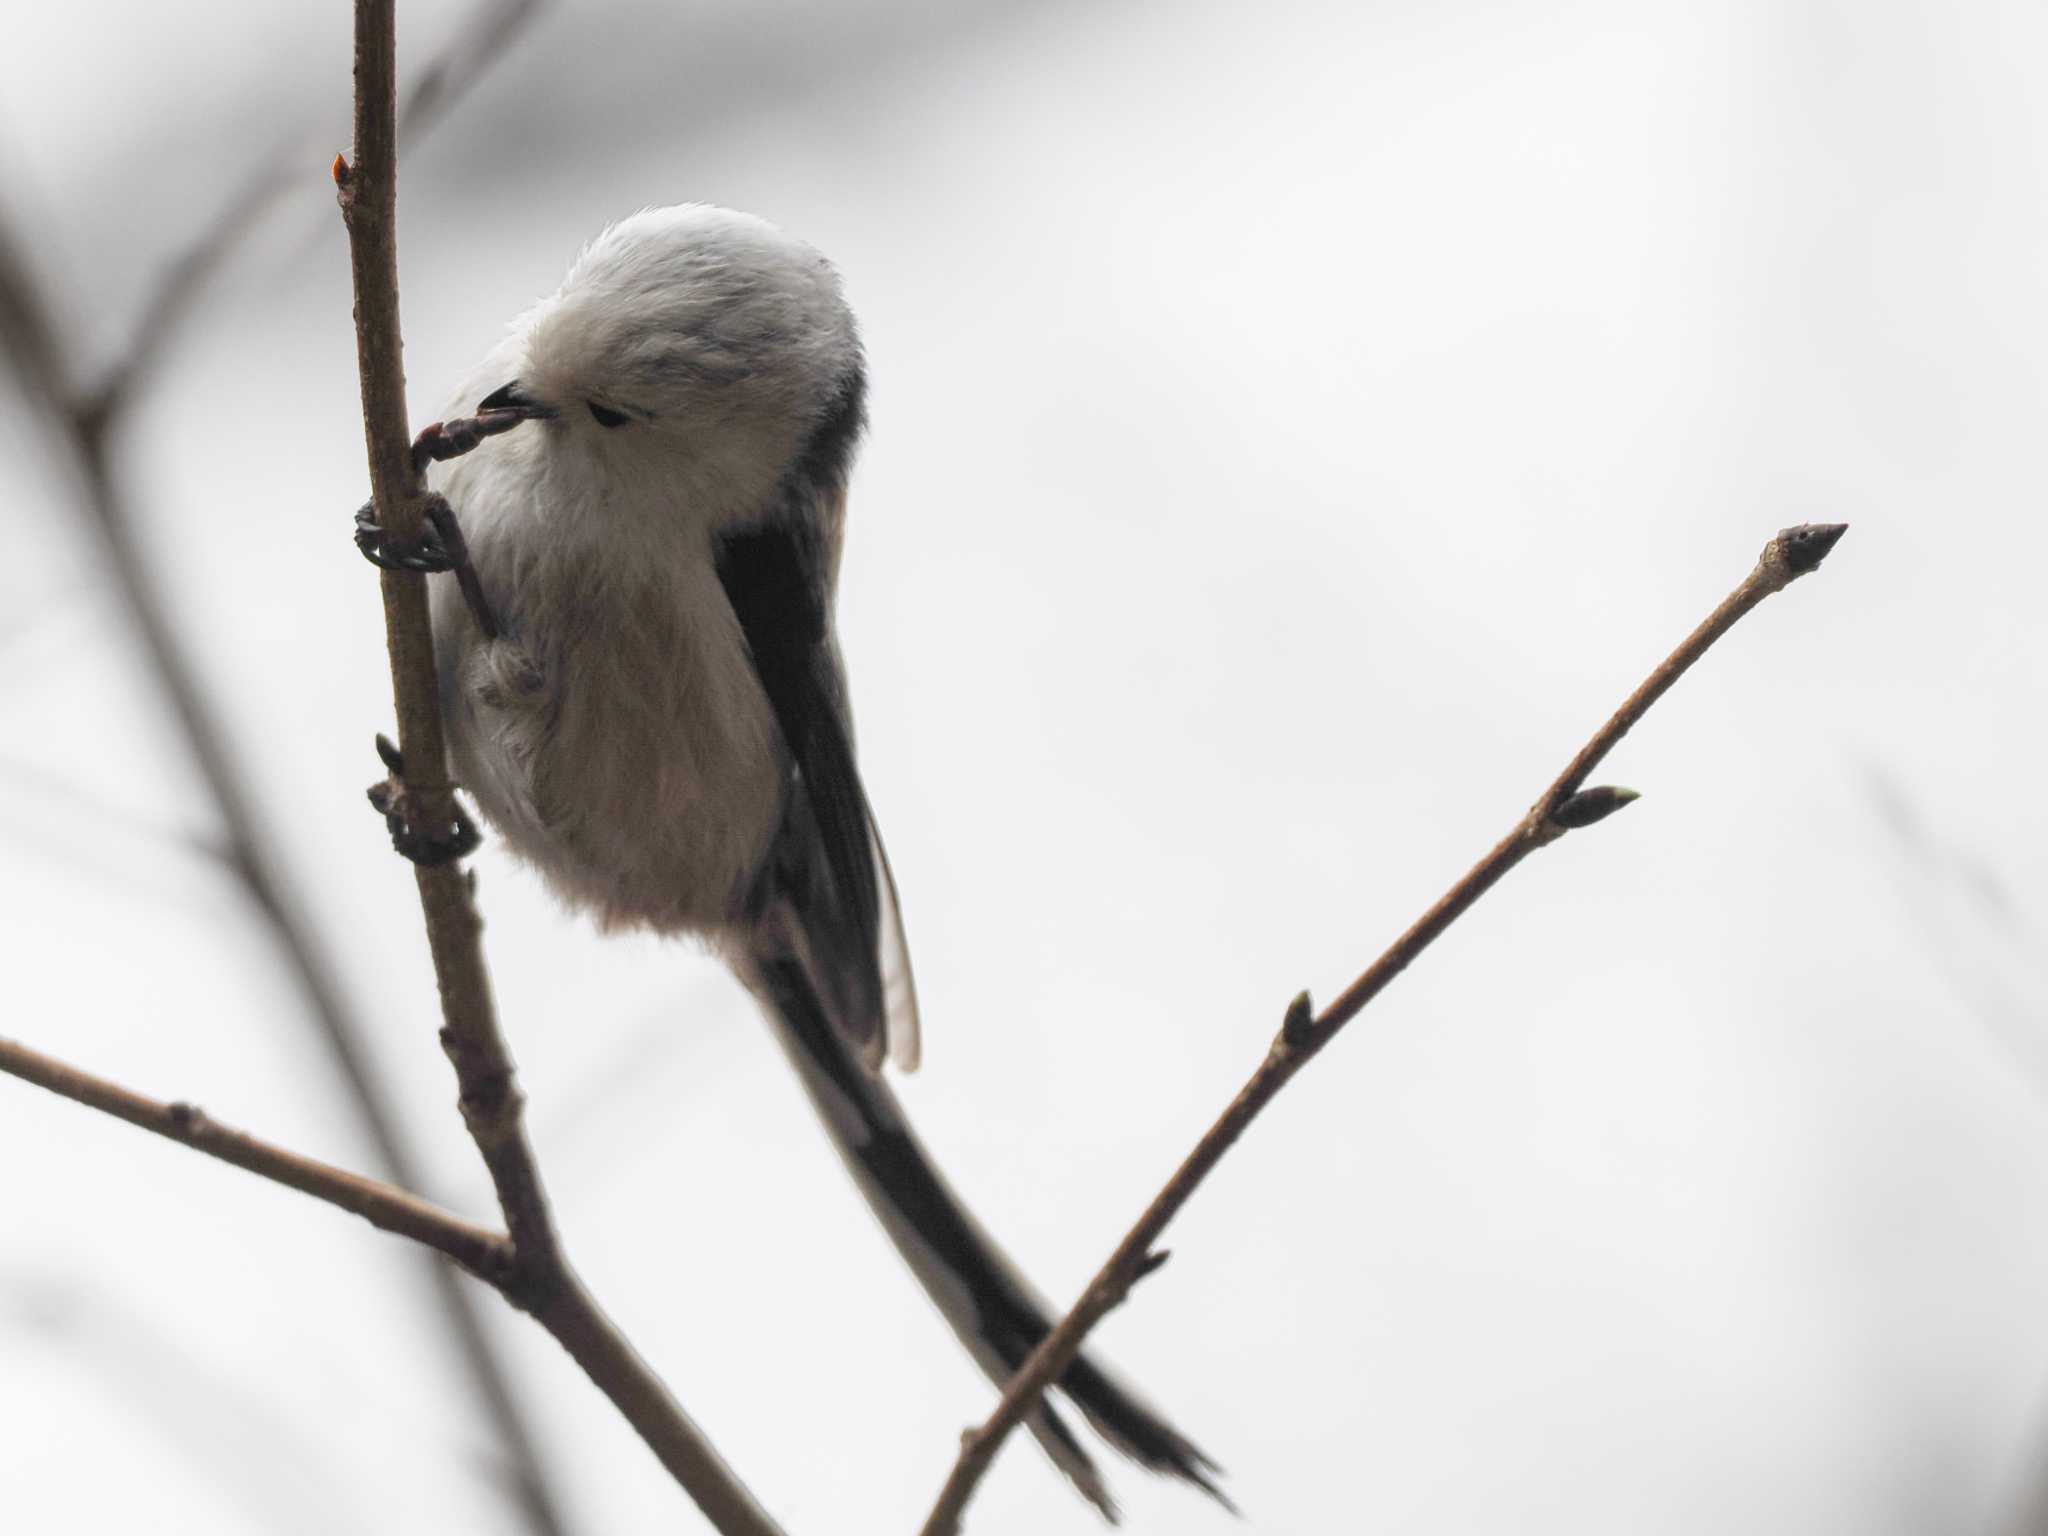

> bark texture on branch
[337,7,784,1534]
[0,1036,512,1280]
[0,9,563,1525]
[919,523,1851,1536]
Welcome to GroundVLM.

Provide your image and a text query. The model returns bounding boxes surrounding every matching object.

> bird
[409,203,1223,1518]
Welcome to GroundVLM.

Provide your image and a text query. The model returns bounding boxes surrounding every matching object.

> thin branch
[397,0,543,141]
[337,7,784,1534]
[0,1035,511,1281]
[72,0,544,431]
[75,145,297,432]
[919,521,1851,1536]
[0,8,566,1531]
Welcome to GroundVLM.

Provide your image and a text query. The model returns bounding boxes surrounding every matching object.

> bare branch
[75,146,297,433]
[73,0,545,432]
[0,8,563,1528]
[0,215,61,404]
[919,522,1851,1536]
[337,7,783,1534]
[397,0,543,141]
[0,1035,511,1281]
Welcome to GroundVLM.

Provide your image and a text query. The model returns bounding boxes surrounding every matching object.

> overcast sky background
[3,1,2046,1532]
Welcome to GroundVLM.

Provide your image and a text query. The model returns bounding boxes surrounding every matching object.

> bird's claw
[355,496,458,573]
[353,407,534,630]
[366,732,483,866]
[353,494,503,638]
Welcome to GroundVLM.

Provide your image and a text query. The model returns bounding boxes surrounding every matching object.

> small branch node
[1278,990,1315,1050]
[916,521,1856,1536]
[457,1078,526,1146]
[1550,784,1642,831]
[498,1260,563,1318]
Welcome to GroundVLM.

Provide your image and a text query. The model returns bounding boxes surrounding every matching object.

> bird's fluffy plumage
[424,204,1220,1516]
[431,206,856,939]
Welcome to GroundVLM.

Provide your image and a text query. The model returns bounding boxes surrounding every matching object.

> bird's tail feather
[746,955,1227,1521]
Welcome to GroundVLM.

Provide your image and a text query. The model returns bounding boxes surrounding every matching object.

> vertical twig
[0,161,571,1536]
[336,7,785,1533]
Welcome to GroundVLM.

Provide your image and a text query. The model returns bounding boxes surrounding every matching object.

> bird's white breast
[429,426,784,936]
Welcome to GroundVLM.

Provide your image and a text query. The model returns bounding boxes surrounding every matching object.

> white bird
[404,204,1222,1516]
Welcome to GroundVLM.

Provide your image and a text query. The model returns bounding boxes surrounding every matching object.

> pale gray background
[3,1,2045,1532]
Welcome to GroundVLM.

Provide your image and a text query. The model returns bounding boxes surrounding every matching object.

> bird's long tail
[746,954,1228,1522]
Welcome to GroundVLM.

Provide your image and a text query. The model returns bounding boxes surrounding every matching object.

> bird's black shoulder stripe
[715,514,882,1043]
[787,363,867,500]
[715,518,828,654]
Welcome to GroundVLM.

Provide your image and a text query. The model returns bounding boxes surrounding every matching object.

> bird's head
[478,205,863,504]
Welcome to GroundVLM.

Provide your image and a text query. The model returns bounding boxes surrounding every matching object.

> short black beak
[476,380,557,419]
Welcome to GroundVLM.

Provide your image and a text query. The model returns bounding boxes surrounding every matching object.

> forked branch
[337,4,782,1533]
[0,1035,511,1281]
[0,5,560,1530]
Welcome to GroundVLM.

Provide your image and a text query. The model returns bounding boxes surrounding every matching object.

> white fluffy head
[495,205,861,486]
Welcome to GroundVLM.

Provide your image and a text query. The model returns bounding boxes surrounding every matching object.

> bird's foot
[366,733,482,866]
[410,407,533,473]
[355,492,456,573]
[353,492,502,638]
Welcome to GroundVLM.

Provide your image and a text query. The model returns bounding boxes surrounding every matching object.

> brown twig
[0,8,568,1530]
[71,0,544,434]
[0,1019,777,1531]
[919,521,1851,1536]
[337,6,783,1534]
[0,1036,511,1281]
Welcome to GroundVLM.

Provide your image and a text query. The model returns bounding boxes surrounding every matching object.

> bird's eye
[587,401,632,428]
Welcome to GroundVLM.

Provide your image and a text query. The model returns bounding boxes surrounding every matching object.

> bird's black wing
[720,379,1219,1516]
[716,513,887,1063]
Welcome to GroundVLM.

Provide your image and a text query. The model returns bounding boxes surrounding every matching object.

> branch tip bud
[1775,521,1848,575]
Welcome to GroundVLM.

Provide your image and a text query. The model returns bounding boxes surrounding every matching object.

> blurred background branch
[0,4,570,1532]
[0,1033,514,1278]
[3,3,2043,1532]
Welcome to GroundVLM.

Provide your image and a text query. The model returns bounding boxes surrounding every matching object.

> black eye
[587,401,632,428]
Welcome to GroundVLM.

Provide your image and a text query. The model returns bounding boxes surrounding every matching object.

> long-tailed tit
[394,205,1221,1514]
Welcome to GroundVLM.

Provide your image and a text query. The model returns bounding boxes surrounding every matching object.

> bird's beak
[476,380,557,419]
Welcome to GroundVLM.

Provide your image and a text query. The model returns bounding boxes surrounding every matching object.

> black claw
[354,497,455,574]
[423,495,502,638]
[366,737,482,866]
[352,496,501,638]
